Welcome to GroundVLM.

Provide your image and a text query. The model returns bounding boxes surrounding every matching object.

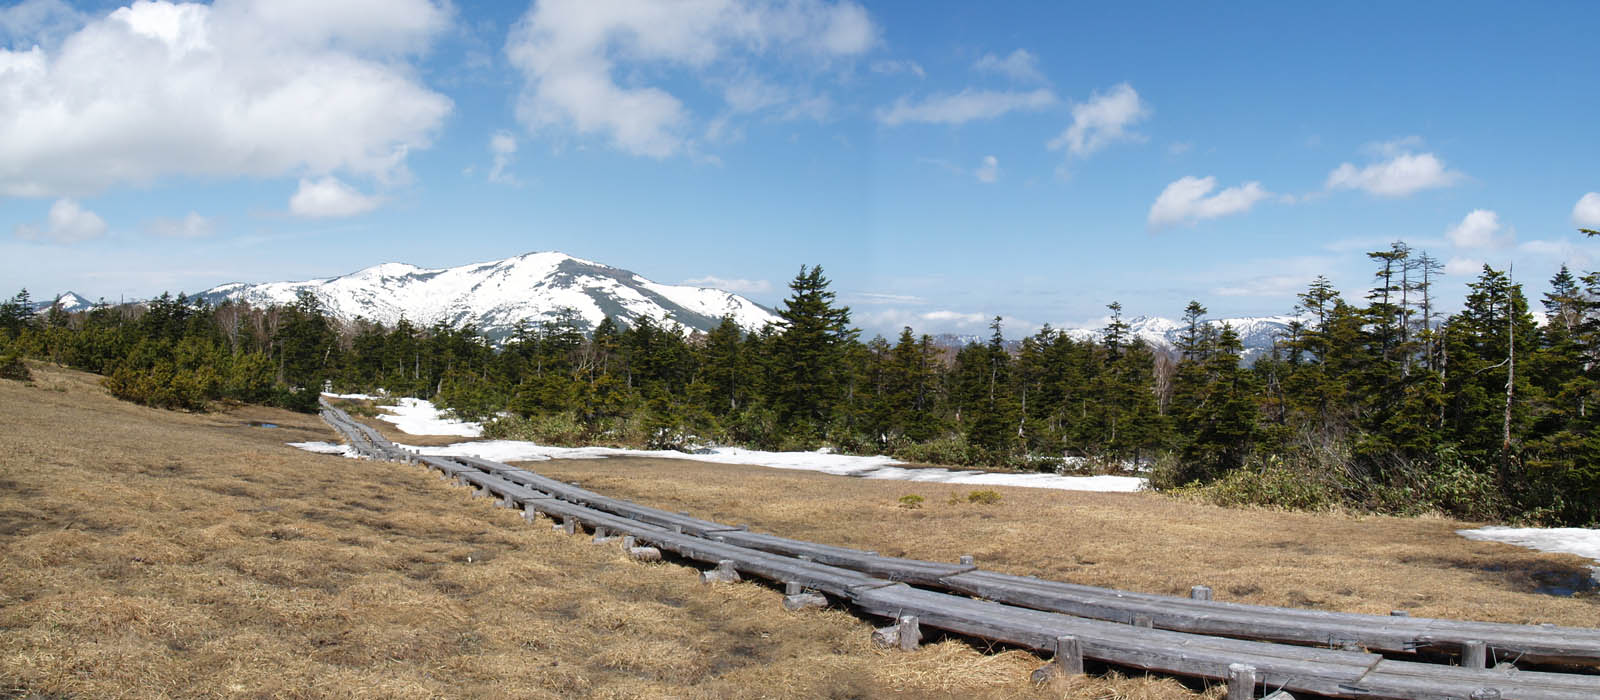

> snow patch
[288,441,360,458]
[1459,526,1600,566]
[404,440,1145,492]
[375,398,483,437]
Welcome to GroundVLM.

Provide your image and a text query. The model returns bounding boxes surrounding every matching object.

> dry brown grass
[526,458,1600,628]
[12,363,1595,699]
[3,363,1213,699]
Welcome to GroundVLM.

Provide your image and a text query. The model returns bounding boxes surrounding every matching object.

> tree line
[5,230,1600,524]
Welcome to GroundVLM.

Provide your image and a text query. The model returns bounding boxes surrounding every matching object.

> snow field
[1459,526,1600,570]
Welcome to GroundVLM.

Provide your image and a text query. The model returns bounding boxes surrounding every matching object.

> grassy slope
[7,364,1170,699]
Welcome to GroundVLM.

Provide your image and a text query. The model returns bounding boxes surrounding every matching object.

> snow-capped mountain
[1067,314,1304,362]
[196,252,780,341]
[30,291,94,314]
[929,314,1304,363]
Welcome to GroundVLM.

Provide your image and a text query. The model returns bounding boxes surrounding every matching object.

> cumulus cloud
[875,88,1055,126]
[921,310,987,324]
[289,177,382,218]
[14,198,107,243]
[1445,209,1512,249]
[973,48,1044,82]
[506,0,874,159]
[683,275,773,295]
[975,155,999,183]
[1574,192,1600,228]
[145,211,215,238]
[1324,150,1464,198]
[0,0,453,198]
[488,130,519,185]
[1047,83,1149,157]
[1147,176,1271,229]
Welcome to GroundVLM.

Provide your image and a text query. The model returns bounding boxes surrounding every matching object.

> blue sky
[3,0,1599,336]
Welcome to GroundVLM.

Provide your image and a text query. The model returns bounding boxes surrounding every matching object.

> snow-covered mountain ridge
[195,252,780,341]
[933,314,1306,363]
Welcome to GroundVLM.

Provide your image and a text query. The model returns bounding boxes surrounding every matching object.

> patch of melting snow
[372,398,483,437]
[288,441,361,458]
[1459,526,1600,565]
[403,440,1145,492]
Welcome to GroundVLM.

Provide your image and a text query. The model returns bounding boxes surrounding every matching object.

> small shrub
[0,353,30,382]
[483,412,587,445]
[897,494,924,509]
[966,490,1002,505]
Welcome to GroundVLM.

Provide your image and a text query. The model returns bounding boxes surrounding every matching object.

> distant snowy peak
[30,291,93,314]
[195,252,780,341]
[1063,314,1306,360]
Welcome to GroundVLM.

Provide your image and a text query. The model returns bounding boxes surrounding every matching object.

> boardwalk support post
[592,526,618,544]
[897,615,921,651]
[1463,640,1487,669]
[701,559,740,584]
[522,503,540,522]
[1190,585,1213,601]
[1031,635,1084,684]
[1227,663,1256,700]
[621,536,661,562]
[959,555,975,566]
[1133,614,1153,628]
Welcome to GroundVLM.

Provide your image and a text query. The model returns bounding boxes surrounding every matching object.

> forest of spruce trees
[6,233,1600,525]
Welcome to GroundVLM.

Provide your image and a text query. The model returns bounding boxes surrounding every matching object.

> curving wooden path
[318,398,1600,700]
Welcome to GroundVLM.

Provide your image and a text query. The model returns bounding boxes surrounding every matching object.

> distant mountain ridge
[194,252,781,342]
[931,314,1304,363]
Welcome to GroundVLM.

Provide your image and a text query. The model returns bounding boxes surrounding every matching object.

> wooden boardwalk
[317,399,1600,700]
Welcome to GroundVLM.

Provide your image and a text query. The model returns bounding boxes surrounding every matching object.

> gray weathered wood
[897,615,921,651]
[782,592,827,611]
[1227,663,1256,700]
[1191,585,1213,601]
[1463,640,1487,669]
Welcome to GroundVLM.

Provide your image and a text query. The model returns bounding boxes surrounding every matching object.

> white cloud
[1047,83,1149,157]
[852,292,925,305]
[973,48,1044,82]
[14,198,107,243]
[488,130,519,185]
[1324,151,1464,198]
[1147,176,1271,229]
[683,275,773,295]
[975,155,999,184]
[875,88,1055,126]
[1445,209,1512,249]
[1574,192,1600,228]
[921,310,987,324]
[0,0,453,198]
[289,177,381,218]
[870,58,923,78]
[505,0,875,159]
[1444,257,1483,276]
[145,212,214,238]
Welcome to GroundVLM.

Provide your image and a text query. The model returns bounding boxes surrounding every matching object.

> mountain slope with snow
[196,252,780,341]
[30,291,93,314]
